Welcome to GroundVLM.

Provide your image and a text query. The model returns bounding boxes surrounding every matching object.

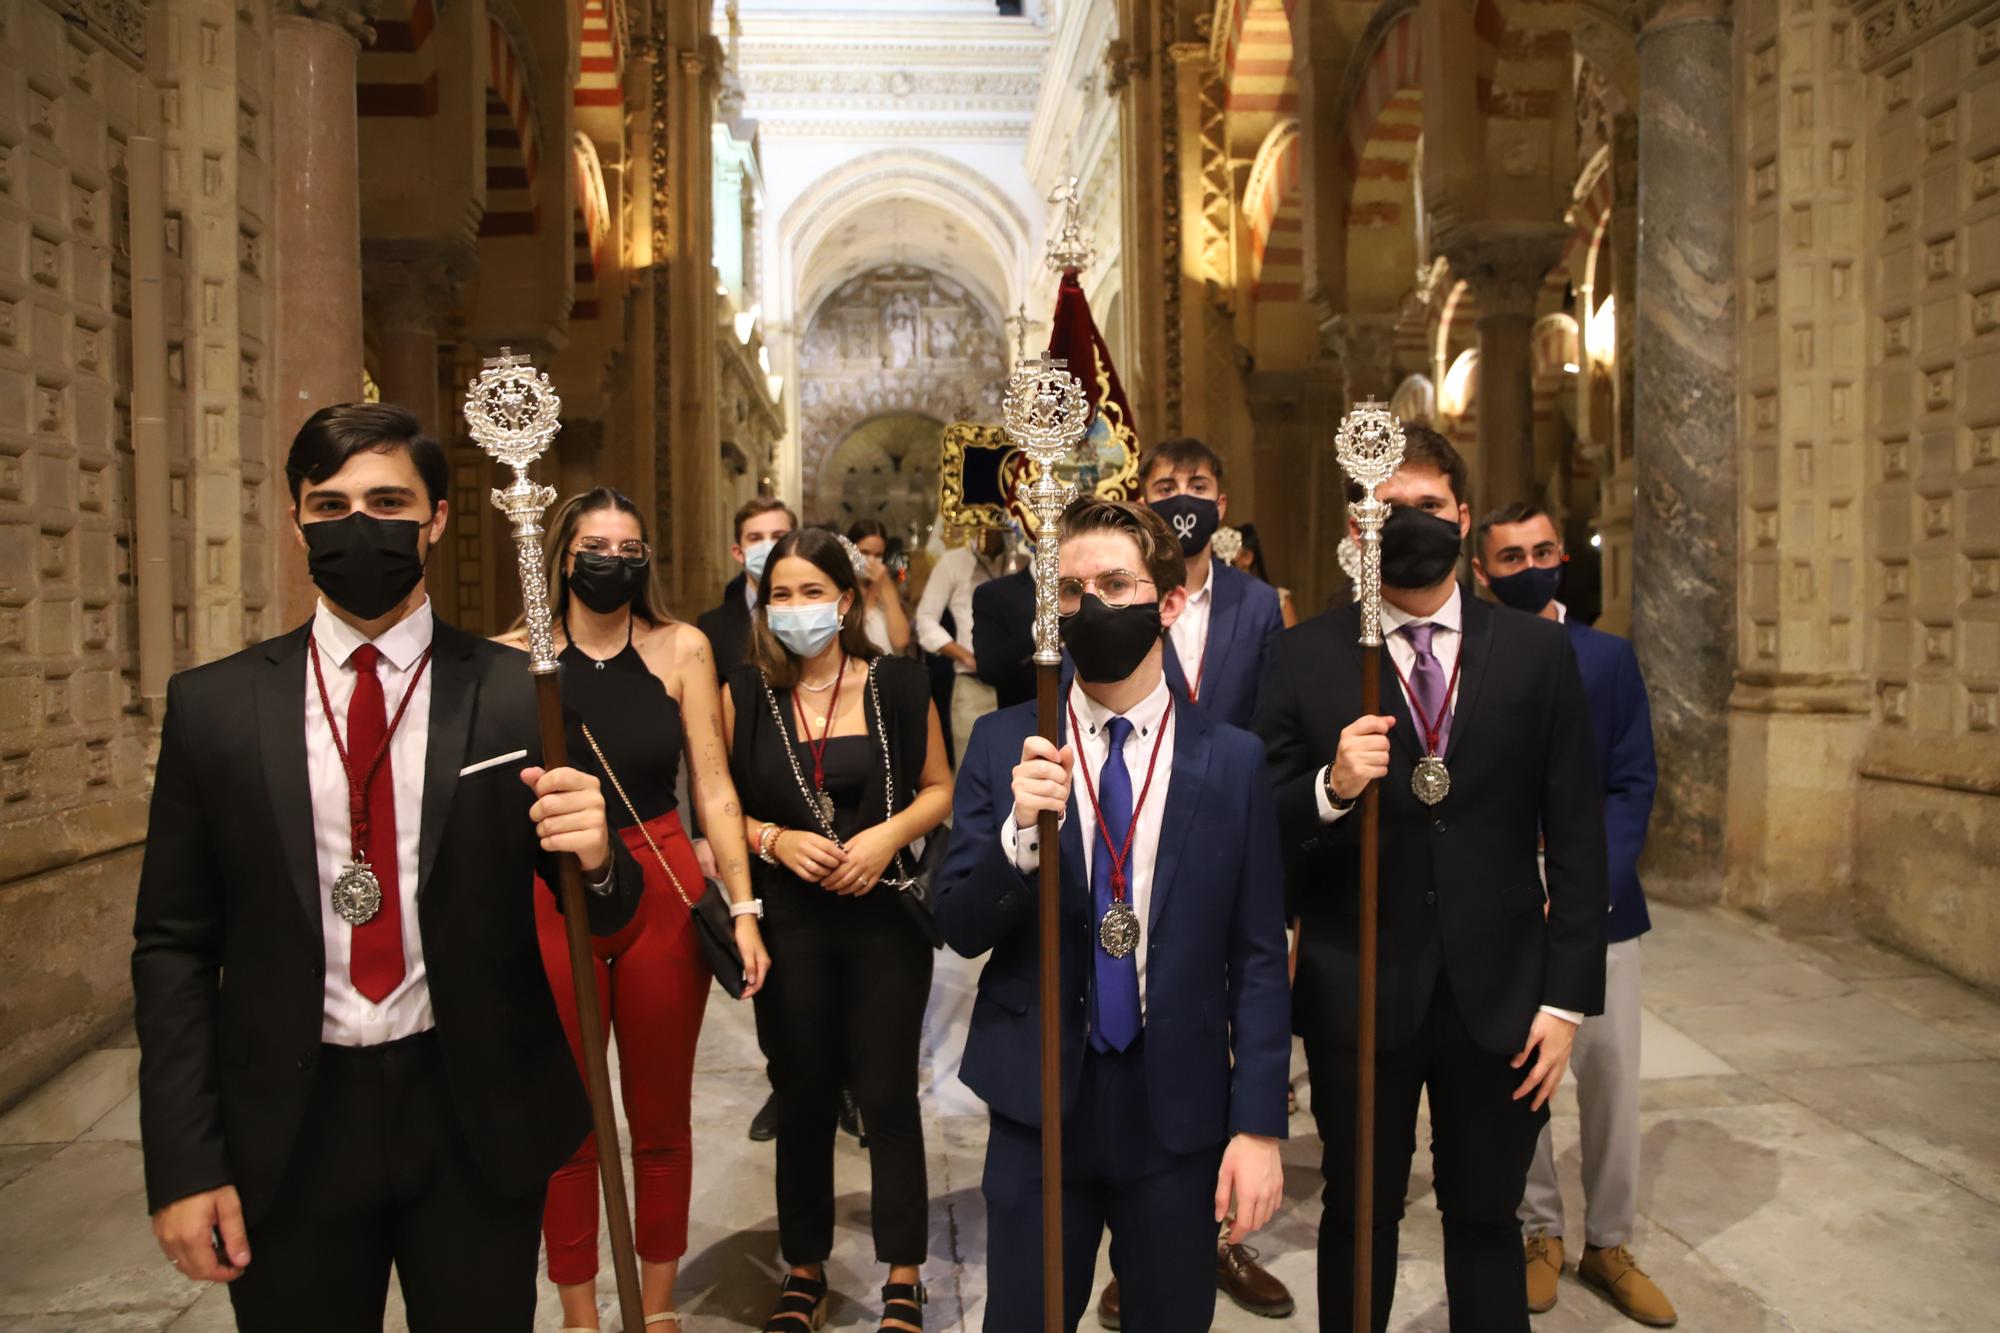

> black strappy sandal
[762,1270,830,1332]
[879,1280,926,1332]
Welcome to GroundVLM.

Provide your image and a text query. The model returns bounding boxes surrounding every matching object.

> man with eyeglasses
[939,497,1291,1332]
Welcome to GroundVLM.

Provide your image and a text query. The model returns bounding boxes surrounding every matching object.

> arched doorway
[824,412,945,546]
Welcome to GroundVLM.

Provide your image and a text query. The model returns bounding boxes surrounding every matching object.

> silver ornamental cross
[1333,400,1408,647]
[465,348,564,673]
[1003,358,1091,666]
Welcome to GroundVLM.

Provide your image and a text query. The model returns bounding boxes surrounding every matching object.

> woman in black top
[501,488,769,1331]
[721,527,951,1333]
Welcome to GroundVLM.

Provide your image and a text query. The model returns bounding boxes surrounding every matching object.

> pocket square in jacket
[459,749,529,776]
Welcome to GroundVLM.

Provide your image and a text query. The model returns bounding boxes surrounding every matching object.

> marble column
[1632,0,1736,901]
[271,3,369,624]
[1596,111,1641,636]
[1441,221,1568,519]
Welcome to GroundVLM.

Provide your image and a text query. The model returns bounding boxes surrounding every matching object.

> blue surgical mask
[743,538,777,586]
[1487,564,1563,614]
[766,600,844,658]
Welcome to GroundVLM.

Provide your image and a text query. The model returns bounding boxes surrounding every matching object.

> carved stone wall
[0,0,278,1107]
[796,264,1005,521]
[1727,0,2000,987]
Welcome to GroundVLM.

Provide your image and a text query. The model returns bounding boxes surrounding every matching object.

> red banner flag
[1042,268,1140,502]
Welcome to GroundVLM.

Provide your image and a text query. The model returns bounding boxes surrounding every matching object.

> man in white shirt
[1140,438,1285,731]
[916,525,1011,762]
[1253,425,1607,1332]
[937,497,1291,1331]
[133,403,642,1330]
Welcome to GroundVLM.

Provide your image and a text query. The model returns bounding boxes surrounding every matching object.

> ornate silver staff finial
[1337,534,1364,602]
[465,347,564,673]
[1045,176,1094,274]
[1333,399,1408,647]
[1211,525,1244,565]
[1004,357,1091,665]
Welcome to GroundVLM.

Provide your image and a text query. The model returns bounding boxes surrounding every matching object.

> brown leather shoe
[1579,1245,1677,1327]
[1217,1242,1295,1317]
[1095,1280,1120,1329]
[1525,1233,1564,1314]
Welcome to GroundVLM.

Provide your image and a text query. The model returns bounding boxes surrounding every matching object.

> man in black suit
[696,494,797,681]
[133,403,644,1331]
[1252,425,1607,1332]
[971,563,1037,708]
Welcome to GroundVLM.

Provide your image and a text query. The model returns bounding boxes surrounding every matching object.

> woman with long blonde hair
[501,487,770,1330]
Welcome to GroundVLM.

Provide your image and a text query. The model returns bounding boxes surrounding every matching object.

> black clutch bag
[870,669,947,949]
[581,724,749,999]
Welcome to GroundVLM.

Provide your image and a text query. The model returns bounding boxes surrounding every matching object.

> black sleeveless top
[560,618,681,829]
[727,655,932,897]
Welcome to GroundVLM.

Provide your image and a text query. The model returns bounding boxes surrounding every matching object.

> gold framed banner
[937,422,1020,537]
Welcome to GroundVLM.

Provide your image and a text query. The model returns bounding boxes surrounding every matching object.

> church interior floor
[3,902,1996,1331]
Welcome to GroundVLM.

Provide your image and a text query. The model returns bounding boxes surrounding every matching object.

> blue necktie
[1090,716,1142,1053]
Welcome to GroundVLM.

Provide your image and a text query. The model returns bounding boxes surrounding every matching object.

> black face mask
[568,551,648,614]
[303,512,427,620]
[1379,506,1464,590]
[1150,494,1220,558]
[1487,564,1562,614]
[1060,594,1163,684]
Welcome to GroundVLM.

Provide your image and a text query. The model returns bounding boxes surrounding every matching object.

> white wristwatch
[729,899,765,920]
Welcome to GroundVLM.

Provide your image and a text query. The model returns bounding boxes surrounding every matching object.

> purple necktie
[1399,622,1452,756]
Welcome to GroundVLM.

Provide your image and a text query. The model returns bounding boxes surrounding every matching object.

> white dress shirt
[308,599,435,1046]
[914,545,996,673]
[1001,676,1175,1019]
[1166,558,1216,695]
[1311,586,1578,1025]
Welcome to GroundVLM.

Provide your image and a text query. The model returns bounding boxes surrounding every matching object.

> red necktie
[346,643,406,1001]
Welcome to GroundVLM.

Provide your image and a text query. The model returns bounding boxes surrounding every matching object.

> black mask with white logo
[1378,506,1464,591]
[303,512,427,620]
[1060,594,1164,684]
[1149,494,1220,558]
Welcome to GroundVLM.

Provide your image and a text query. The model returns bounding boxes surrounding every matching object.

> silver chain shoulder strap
[867,663,918,893]
[760,671,843,842]
[578,722,696,912]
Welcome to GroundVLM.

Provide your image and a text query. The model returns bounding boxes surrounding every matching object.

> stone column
[271,3,370,624]
[1441,221,1568,519]
[1595,111,1641,636]
[1632,0,1736,901]
[364,244,472,614]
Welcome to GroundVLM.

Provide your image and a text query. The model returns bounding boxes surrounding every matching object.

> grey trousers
[1519,938,1642,1248]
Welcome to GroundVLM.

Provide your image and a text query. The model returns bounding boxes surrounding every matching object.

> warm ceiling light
[1440,349,1478,417]
[1586,294,1617,366]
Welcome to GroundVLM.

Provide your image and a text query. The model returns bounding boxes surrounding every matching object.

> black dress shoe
[840,1087,868,1148]
[749,1091,779,1142]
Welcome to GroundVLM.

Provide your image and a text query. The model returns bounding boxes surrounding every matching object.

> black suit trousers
[1307,972,1547,1333]
[227,1033,544,1332]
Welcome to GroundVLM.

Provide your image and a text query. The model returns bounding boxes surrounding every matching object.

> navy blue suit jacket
[937,692,1292,1154]
[1566,616,1656,942]
[1163,559,1285,730]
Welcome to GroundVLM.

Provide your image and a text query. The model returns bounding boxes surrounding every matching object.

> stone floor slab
[1641,1100,2000,1331]
[1858,976,2000,1059]
[0,1141,198,1321]
[1655,990,1984,1072]
[1762,1061,2000,1206]
[0,1049,141,1146]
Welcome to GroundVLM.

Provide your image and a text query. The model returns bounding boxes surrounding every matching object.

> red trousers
[535,809,711,1285]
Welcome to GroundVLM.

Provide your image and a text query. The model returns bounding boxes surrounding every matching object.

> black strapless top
[560,626,682,828]
[798,735,872,842]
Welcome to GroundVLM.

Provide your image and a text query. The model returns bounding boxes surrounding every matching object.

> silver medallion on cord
[1412,754,1451,806]
[332,860,383,926]
[1098,902,1141,959]
[815,790,836,827]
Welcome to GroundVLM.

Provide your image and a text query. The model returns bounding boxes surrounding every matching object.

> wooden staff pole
[1353,644,1380,1331]
[1036,663,1065,1333]
[1004,355,1089,1333]
[1333,401,1407,1333]
[468,351,645,1333]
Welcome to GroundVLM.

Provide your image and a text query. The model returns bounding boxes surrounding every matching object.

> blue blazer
[937,694,1292,1154]
[1567,617,1656,942]
[1163,559,1285,730]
